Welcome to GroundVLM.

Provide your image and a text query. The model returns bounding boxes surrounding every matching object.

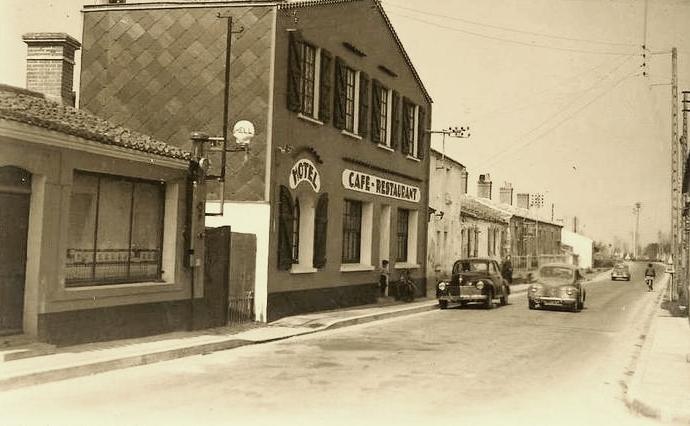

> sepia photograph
[0,0,689,424]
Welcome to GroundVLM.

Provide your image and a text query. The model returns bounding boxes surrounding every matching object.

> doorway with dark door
[0,166,32,336]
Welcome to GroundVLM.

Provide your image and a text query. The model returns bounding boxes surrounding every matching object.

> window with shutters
[344,67,359,133]
[403,102,419,158]
[378,87,392,147]
[342,199,362,263]
[299,43,320,119]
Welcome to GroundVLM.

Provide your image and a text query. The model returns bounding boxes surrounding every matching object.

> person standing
[378,260,390,297]
[501,255,514,284]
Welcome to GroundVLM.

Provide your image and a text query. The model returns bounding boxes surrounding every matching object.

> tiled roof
[466,194,563,227]
[0,85,190,161]
[461,195,511,224]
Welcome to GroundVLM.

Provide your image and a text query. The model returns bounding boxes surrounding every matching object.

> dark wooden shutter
[390,90,400,150]
[318,49,332,123]
[313,193,329,268]
[370,79,382,144]
[278,185,294,270]
[358,72,369,138]
[287,31,303,113]
[417,106,426,159]
[401,97,412,155]
[333,57,347,130]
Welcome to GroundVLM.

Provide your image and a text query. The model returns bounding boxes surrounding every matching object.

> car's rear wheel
[499,288,508,306]
[484,290,494,310]
[439,300,448,310]
[528,300,536,310]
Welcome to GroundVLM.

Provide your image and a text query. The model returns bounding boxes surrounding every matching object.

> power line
[476,55,637,165]
[383,1,640,48]
[484,70,641,169]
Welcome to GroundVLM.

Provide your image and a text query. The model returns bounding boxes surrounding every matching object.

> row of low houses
[0,0,593,346]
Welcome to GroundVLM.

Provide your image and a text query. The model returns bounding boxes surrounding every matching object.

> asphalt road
[0,263,663,426]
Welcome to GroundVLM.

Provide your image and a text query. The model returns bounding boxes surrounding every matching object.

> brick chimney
[460,170,469,195]
[516,193,530,209]
[23,33,81,106]
[499,182,514,205]
[477,174,492,199]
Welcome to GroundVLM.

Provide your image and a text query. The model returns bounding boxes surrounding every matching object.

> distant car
[611,263,631,281]
[528,263,586,312]
[436,258,510,310]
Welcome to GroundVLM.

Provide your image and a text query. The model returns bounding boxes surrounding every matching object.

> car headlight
[458,276,463,284]
[475,280,485,290]
[563,287,576,296]
[438,282,447,291]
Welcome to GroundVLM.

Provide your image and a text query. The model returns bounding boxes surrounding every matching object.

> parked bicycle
[396,269,417,302]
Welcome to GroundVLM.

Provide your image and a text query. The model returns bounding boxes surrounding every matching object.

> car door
[490,261,504,296]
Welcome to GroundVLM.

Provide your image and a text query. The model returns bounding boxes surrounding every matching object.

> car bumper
[529,296,577,306]
[438,294,488,302]
[611,274,630,279]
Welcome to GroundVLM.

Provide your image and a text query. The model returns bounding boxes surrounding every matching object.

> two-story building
[78,0,432,321]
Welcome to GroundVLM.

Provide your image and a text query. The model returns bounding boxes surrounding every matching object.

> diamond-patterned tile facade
[80,6,273,201]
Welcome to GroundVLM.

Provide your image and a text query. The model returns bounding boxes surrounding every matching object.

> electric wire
[484,69,641,169]
[474,54,637,166]
[383,1,640,48]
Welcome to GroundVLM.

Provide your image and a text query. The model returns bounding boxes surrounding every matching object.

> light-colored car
[528,263,586,312]
[611,263,631,281]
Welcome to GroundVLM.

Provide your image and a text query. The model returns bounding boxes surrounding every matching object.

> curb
[623,276,690,423]
[0,301,440,392]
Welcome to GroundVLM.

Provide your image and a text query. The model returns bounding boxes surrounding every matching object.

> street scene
[0,0,689,425]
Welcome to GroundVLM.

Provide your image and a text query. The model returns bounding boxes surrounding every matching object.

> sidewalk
[625,281,690,423]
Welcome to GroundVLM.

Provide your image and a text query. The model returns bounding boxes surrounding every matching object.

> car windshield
[538,266,574,281]
[453,260,489,274]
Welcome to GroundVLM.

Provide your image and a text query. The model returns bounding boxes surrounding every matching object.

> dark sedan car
[528,263,586,312]
[436,258,510,310]
[611,263,631,281]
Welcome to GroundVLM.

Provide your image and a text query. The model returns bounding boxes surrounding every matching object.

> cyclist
[397,269,417,302]
[644,263,656,291]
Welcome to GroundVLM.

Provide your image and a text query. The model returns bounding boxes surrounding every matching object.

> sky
[1,0,689,247]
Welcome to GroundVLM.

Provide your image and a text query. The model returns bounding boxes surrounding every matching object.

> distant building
[561,230,593,269]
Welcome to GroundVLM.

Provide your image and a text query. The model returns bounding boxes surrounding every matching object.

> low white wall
[205,201,270,322]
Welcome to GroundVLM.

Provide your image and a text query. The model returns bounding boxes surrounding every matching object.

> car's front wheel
[499,288,508,306]
[528,299,536,310]
[439,300,448,310]
[484,290,494,309]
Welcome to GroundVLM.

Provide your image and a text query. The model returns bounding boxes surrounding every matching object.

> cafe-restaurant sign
[342,169,420,203]
[289,159,320,192]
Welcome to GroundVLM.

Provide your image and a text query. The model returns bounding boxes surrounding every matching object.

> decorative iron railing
[228,291,254,324]
[65,248,161,285]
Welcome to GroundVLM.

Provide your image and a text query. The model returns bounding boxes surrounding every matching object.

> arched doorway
[0,166,31,335]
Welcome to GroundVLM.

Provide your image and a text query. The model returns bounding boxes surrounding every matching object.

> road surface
[0,263,662,426]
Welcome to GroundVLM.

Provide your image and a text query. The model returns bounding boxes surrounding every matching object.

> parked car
[611,263,631,281]
[436,258,510,310]
[528,263,586,312]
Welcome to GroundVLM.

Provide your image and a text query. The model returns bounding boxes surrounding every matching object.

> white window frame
[297,45,322,124]
[406,105,420,160]
[341,68,361,138]
[290,195,317,274]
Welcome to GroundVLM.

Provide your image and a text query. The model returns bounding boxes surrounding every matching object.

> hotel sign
[289,159,320,192]
[342,169,420,203]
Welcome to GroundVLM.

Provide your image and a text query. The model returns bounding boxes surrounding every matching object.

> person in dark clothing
[378,260,390,297]
[644,263,656,291]
[501,255,513,284]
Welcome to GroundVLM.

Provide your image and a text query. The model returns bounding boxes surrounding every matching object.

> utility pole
[670,47,680,301]
[633,202,641,259]
[683,91,689,308]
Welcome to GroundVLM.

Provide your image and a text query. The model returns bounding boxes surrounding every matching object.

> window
[396,209,409,262]
[292,199,300,263]
[379,88,391,145]
[299,43,317,117]
[342,199,362,263]
[344,67,357,132]
[403,102,418,157]
[65,172,164,286]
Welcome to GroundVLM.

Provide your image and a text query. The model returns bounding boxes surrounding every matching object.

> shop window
[342,199,362,263]
[65,172,164,286]
[395,209,418,266]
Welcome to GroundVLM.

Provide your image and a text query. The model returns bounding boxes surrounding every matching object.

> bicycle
[396,269,417,302]
[645,276,654,292]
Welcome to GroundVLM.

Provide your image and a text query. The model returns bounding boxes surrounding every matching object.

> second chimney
[477,174,492,199]
[499,182,514,205]
[516,193,530,209]
[23,33,81,106]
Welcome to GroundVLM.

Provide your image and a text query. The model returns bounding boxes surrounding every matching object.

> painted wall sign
[289,159,321,192]
[342,169,420,203]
